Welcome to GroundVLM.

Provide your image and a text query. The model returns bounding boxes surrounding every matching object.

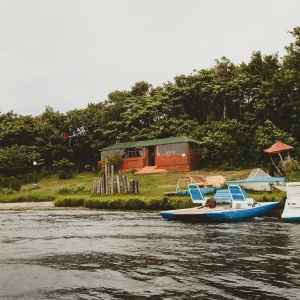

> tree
[0,112,37,147]
[0,145,42,177]
[33,106,72,168]
[195,120,252,169]
[52,158,75,179]
[251,120,297,172]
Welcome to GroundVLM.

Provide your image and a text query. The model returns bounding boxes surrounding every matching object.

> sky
[1,0,300,117]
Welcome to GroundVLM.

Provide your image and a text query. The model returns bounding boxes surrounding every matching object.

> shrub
[55,198,84,207]
[58,187,72,194]
[52,158,75,179]
[0,176,21,191]
[104,153,123,171]
[124,198,146,210]
[74,185,91,194]
[279,157,300,181]
[84,199,109,209]
[108,199,125,209]
[6,194,55,203]
[145,199,162,210]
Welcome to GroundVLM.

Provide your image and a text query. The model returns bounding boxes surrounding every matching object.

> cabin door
[148,146,155,166]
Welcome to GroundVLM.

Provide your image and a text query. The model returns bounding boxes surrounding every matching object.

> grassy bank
[0,169,287,210]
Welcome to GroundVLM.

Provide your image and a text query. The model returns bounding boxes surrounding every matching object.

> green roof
[100,136,201,151]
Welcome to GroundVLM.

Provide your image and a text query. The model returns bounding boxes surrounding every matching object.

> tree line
[1,27,300,181]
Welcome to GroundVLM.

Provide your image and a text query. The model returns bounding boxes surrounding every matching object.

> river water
[0,209,299,300]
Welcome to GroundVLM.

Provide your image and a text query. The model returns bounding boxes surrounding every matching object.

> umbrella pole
[269,154,281,175]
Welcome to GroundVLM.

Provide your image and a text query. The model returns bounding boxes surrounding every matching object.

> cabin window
[101,149,123,161]
[122,147,144,158]
[157,143,188,156]
[101,147,144,161]
[190,143,200,154]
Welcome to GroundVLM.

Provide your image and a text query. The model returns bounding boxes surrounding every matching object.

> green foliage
[124,198,146,210]
[1,194,55,203]
[81,196,193,210]
[0,176,21,191]
[55,197,85,207]
[52,158,75,179]
[58,185,91,194]
[104,152,123,170]
[84,198,109,209]
[57,187,72,194]
[250,191,286,207]
[279,157,300,181]
[0,145,42,177]
[0,113,37,147]
[252,120,296,164]
[196,119,252,168]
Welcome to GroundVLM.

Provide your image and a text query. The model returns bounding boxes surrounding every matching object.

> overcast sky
[1,0,299,117]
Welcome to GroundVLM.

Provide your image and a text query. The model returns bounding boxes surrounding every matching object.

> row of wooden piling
[93,162,140,195]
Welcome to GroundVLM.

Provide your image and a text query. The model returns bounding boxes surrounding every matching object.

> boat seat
[188,183,205,204]
[214,189,232,201]
[228,185,247,201]
[228,185,253,207]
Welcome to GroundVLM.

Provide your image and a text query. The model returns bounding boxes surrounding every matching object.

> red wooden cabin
[98,136,201,172]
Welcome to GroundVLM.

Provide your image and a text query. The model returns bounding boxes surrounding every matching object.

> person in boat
[206,198,216,208]
[197,198,216,209]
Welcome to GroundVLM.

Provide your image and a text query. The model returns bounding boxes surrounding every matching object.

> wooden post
[116,175,120,193]
[126,175,130,192]
[110,165,114,194]
[100,179,104,195]
[93,164,140,195]
[104,160,108,194]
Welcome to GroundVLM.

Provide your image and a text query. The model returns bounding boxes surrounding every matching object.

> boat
[225,168,285,192]
[159,184,280,222]
[281,182,300,222]
[164,175,224,196]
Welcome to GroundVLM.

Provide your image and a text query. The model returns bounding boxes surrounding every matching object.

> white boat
[159,184,279,222]
[225,168,285,192]
[281,182,300,222]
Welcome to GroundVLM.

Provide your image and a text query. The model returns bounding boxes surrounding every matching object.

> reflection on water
[0,210,299,299]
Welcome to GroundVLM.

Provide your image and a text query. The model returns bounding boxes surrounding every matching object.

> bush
[55,198,84,207]
[279,157,300,181]
[0,176,21,191]
[3,194,55,203]
[84,199,109,209]
[74,185,91,194]
[63,197,194,211]
[58,187,72,194]
[52,158,75,179]
[108,199,126,209]
[103,152,123,171]
[124,198,146,210]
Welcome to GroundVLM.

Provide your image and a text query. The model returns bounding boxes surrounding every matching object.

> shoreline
[0,202,57,210]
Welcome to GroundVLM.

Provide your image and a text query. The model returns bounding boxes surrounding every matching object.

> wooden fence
[93,161,140,195]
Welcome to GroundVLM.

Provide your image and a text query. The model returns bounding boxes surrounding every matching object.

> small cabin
[98,136,201,172]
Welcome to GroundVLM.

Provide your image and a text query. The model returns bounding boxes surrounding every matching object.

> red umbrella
[263,141,294,154]
[264,141,294,174]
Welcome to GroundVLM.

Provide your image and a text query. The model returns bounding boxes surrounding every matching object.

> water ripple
[0,210,299,299]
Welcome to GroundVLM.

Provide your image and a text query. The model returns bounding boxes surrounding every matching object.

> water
[0,209,299,299]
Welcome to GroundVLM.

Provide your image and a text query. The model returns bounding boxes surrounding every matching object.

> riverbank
[0,202,56,210]
[0,170,287,210]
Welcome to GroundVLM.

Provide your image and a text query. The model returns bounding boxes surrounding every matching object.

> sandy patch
[0,202,56,210]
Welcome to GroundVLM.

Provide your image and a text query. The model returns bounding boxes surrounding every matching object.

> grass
[0,169,287,209]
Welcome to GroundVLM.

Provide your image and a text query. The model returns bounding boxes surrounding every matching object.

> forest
[1,27,300,183]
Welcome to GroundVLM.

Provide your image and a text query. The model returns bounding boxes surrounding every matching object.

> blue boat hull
[159,202,280,223]
[282,216,300,223]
